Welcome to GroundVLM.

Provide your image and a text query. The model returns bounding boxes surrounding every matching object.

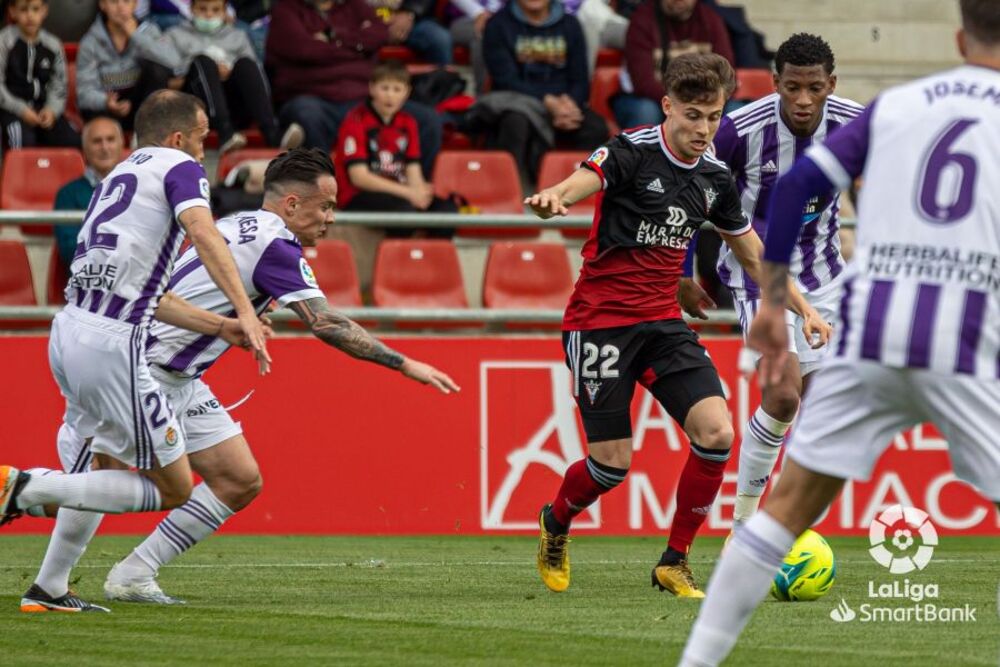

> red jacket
[624,0,734,102]
[265,0,388,105]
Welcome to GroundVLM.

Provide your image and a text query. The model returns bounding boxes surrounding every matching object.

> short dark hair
[961,0,1000,45]
[663,53,735,103]
[263,148,335,196]
[775,33,836,75]
[134,90,205,146]
[14,0,49,7]
[371,60,411,86]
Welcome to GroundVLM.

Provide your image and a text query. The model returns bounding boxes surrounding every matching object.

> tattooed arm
[288,296,405,369]
[287,296,461,393]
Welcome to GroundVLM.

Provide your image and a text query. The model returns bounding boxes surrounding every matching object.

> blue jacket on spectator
[482,0,590,108]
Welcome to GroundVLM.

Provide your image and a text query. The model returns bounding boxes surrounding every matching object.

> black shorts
[563,319,725,443]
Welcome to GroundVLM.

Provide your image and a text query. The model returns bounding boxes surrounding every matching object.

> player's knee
[159,477,194,509]
[690,420,734,451]
[211,466,262,512]
[763,384,800,422]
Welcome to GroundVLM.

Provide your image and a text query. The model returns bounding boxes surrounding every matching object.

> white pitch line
[2,558,986,569]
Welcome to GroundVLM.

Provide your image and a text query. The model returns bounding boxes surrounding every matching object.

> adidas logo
[761,160,778,173]
[646,178,664,193]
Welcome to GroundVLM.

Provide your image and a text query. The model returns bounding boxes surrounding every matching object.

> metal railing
[0,209,774,328]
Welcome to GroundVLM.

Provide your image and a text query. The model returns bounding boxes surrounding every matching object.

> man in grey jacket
[0,0,80,149]
[77,0,181,131]
[167,0,303,154]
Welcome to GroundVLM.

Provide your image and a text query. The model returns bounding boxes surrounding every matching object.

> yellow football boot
[651,559,705,599]
[536,504,570,592]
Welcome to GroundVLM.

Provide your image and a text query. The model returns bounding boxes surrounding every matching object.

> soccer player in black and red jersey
[526,53,831,597]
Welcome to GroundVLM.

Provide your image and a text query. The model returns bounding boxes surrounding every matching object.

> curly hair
[663,53,735,103]
[774,33,836,75]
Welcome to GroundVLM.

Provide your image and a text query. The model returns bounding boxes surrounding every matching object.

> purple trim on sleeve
[809,99,877,187]
[164,160,209,215]
[252,238,317,303]
[762,157,835,264]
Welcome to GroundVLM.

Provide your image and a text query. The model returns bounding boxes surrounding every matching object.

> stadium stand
[216,148,285,182]
[0,148,86,236]
[536,151,595,239]
[302,239,363,307]
[733,68,774,102]
[373,239,467,308]
[0,240,37,305]
[46,244,68,307]
[589,66,622,134]
[483,241,574,310]
[431,150,533,237]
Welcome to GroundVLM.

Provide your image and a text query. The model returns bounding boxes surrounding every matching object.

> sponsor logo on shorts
[165,426,179,447]
[186,399,221,417]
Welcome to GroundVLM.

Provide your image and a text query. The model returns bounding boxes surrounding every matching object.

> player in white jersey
[680,33,860,527]
[0,91,271,611]
[19,149,459,609]
[681,2,1000,664]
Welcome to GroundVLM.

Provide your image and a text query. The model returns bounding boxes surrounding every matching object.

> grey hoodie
[0,26,68,117]
[77,17,182,112]
[166,21,257,73]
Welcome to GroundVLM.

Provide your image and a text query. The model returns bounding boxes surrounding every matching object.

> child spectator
[336,61,455,237]
[0,0,80,150]
[77,0,182,131]
[167,0,303,153]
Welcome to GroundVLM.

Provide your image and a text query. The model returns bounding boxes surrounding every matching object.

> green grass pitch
[1,535,997,666]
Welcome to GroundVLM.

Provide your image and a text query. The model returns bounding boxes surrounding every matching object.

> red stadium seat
[46,243,68,306]
[216,147,283,182]
[595,48,623,68]
[431,150,531,237]
[0,148,85,236]
[589,66,622,134]
[734,68,774,102]
[483,242,573,310]
[0,241,37,305]
[373,239,467,308]
[301,239,362,307]
[537,151,595,239]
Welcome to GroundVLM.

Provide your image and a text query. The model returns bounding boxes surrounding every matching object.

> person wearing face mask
[166,0,304,153]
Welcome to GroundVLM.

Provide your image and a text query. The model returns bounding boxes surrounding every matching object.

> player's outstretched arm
[524,168,601,219]
[179,206,271,373]
[288,296,460,394]
[155,292,274,348]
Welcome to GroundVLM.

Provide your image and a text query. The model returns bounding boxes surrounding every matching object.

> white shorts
[735,279,842,377]
[55,368,243,473]
[786,357,1000,502]
[49,306,186,470]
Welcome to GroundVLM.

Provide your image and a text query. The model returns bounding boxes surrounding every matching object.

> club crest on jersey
[588,146,609,166]
[299,258,319,288]
[165,426,178,447]
[583,379,602,405]
[343,136,357,156]
[704,187,718,213]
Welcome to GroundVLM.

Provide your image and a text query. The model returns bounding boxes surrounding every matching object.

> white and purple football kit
[50,147,211,470]
[767,65,1000,500]
[56,209,323,472]
[141,210,321,454]
[714,94,864,373]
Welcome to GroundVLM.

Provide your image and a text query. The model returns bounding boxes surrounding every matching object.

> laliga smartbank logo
[829,505,977,624]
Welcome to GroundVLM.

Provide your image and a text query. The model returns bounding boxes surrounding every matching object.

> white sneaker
[219,131,248,155]
[279,122,304,150]
[104,562,186,605]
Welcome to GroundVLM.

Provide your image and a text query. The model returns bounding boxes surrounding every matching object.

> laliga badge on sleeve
[299,258,319,288]
[588,146,609,166]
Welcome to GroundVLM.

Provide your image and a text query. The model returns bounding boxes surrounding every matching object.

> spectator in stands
[167,0,303,153]
[77,0,182,131]
[480,0,608,184]
[266,0,442,176]
[448,0,501,94]
[336,61,455,237]
[0,0,80,150]
[229,0,271,62]
[613,0,733,128]
[369,0,453,66]
[146,0,192,30]
[52,116,124,271]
